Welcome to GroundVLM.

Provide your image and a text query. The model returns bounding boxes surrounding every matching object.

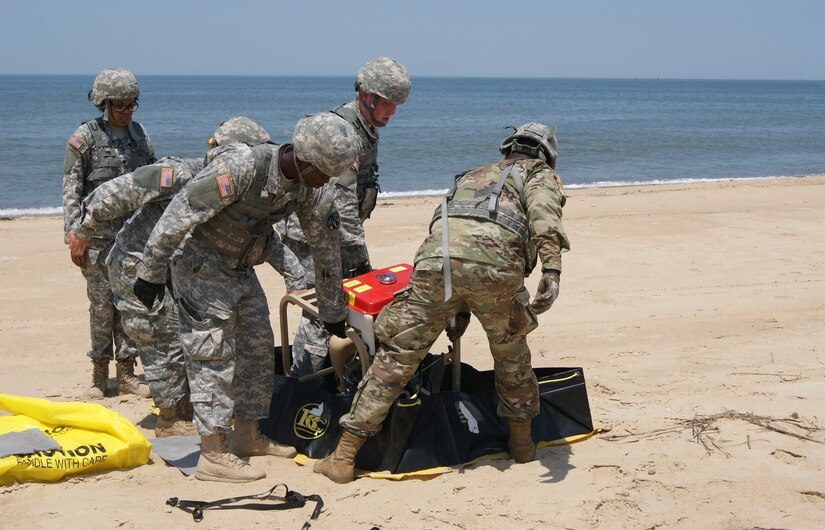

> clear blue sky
[1,0,823,80]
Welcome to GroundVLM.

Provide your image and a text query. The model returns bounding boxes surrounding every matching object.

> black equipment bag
[260,350,593,474]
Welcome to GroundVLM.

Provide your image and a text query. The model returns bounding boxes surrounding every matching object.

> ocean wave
[0,206,63,219]
[562,174,819,189]
[379,189,450,199]
[374,174,818,199]
[1,173,819,219]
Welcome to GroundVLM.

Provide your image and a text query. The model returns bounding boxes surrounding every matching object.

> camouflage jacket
[277,179,370,284]
[416,157,570,275]
[136,143,342,320]
[62,117,155,242]
[331,101,379,218]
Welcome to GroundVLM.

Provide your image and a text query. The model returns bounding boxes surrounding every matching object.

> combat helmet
[293,113,361,177]
[87,67,140,109]
[354,57,411,105]
[208,116,271,148]
[499,122,558,169]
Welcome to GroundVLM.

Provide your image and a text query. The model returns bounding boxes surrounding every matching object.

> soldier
[281,57,411,378]
[314,122,570,483]
[72,117,303,437]
[63,67,156,399]
[133,113,361,482]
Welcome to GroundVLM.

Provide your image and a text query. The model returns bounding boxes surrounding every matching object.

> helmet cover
[212,116,270,147]
[354,57,411,105]
[499,122,558,168]
[88,67,140,107]
[293,113,361,177]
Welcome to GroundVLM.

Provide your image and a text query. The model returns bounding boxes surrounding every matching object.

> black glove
[323,319,347,339]
[134,277,166,309]
[531,269,560,315]
[345,260,372,279]
[445,312,471,343]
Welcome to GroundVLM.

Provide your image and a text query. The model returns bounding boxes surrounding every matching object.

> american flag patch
[351,158,361,172]
[215,173,234,198]
[68,135,85,151]
[159,167,174,188]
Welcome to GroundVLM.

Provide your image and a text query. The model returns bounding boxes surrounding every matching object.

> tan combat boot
[313,431,368,484]
[507,418,536,463]
[230,418,297,458]
[86,359,109,398]
[195,432,266,483]
[155,405,197,438]
[115,358,151,398]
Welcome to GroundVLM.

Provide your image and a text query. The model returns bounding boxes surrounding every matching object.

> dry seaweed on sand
[603,410,824,455]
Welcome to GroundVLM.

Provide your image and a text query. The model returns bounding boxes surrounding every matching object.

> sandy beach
[1,176,824,529]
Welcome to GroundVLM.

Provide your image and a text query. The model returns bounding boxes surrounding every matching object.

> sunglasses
[109,101,139,112]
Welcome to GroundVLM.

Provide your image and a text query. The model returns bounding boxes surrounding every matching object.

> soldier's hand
[531,270,560,314]
[351,260,372,278]
[67,231,89,268]
[445,312,471,343]
[323,319,347,339]
[134,277,166,309]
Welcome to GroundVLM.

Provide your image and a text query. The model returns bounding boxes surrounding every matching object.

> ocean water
[1,75,824,216]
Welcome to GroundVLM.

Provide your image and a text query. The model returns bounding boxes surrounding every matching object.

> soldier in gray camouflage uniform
[315,122,570,483]
[63,68,156,399]
[74,117,303,438]
[133,113,361,483]
[280,57,411,378]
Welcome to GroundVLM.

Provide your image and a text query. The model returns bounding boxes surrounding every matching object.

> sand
[1,176,824,529]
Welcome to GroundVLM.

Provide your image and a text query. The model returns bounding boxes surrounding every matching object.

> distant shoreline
[2,74,824,82]
[4,174,823,220]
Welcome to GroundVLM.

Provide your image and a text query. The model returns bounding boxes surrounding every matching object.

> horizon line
[0,73,823,82]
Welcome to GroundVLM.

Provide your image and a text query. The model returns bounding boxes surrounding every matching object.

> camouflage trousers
[290,312,330,379]
[171,239,276,436]
[281,189,370,378]
[80,238,139,362]
[340,260,540,436]
[107,248,188,409]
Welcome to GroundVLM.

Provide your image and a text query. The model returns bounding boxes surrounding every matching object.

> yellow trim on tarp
[294,453,453,480]
[293,426,609,481]
[538,371,580,385]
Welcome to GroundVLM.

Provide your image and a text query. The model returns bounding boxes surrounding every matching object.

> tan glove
[531,270,560,314]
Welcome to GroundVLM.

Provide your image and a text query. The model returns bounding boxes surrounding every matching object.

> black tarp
[260,351,594,474]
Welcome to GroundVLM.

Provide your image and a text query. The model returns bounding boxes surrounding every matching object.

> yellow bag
[0,393,151,485]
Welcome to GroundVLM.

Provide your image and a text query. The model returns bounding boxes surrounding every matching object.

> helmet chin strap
[358,92,387,127]
[291,148,317,187]
[292,152,306,186]
[102,100,111,122]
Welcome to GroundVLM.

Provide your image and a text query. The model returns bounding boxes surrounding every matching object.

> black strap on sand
[166,482,323,526]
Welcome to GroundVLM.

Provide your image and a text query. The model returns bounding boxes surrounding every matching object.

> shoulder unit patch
[326,211,340,231]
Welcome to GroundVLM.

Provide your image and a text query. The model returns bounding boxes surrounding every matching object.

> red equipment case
[343,263,413,317]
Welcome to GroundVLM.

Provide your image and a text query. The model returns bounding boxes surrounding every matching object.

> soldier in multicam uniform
[280,57,411,378]
[63,68,156,399]
[315,122,571,484]
[73,117,303,438]
[133,113,361,483]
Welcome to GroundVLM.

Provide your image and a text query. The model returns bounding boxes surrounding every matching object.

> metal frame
[278,288,462,391]
[278,289,371,384]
